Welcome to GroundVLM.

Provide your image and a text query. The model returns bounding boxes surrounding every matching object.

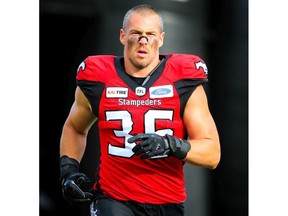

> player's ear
[119,29,126,46]
[158,32,165,48]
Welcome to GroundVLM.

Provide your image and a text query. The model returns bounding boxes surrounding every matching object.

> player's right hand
[62,172,94,205]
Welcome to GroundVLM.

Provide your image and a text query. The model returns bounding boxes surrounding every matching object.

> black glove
[59,155,94,205]
[128,133,191,159]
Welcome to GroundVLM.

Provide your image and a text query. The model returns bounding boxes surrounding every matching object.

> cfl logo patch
[135,86,146,96]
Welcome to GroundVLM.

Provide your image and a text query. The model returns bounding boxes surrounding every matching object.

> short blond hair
[122,4,164,32]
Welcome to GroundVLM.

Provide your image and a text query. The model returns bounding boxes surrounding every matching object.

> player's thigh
[158,202,185,216]
[90,197,135,216]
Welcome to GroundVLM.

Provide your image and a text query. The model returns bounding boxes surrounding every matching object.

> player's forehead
[125,12,162,33]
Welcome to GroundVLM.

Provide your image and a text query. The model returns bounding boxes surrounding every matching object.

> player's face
[120,12,165,70]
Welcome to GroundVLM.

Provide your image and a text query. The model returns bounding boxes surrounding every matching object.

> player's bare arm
[60,86,97,162]
[183,85,221,169]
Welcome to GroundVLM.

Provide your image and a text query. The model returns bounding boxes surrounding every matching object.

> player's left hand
[128,133,191,159]
[128,133,170,159]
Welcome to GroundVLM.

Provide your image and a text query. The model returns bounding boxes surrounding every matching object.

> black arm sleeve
[76,80,105,116]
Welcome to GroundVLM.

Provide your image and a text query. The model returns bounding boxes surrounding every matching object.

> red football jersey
[76,54,208,204]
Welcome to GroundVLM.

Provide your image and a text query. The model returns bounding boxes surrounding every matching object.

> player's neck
[125,58,161,78]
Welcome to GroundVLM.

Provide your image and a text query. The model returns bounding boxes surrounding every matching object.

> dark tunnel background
[39,0,248,215]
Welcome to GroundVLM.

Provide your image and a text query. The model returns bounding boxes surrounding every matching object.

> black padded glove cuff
[165,134,191,159]
[59,155,80,183]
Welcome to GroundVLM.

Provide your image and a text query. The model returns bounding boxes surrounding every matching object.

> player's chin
[131,58,149,69]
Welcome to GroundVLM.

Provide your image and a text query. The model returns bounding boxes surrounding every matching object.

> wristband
[165,134,191,159]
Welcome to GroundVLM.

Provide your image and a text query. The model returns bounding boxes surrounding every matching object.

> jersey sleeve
[76,56,100,82]
[166,54,209,117]
[167,53,208,80]
[75,56,109,116]
[185,55,208,79]
[165,54,209,90]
